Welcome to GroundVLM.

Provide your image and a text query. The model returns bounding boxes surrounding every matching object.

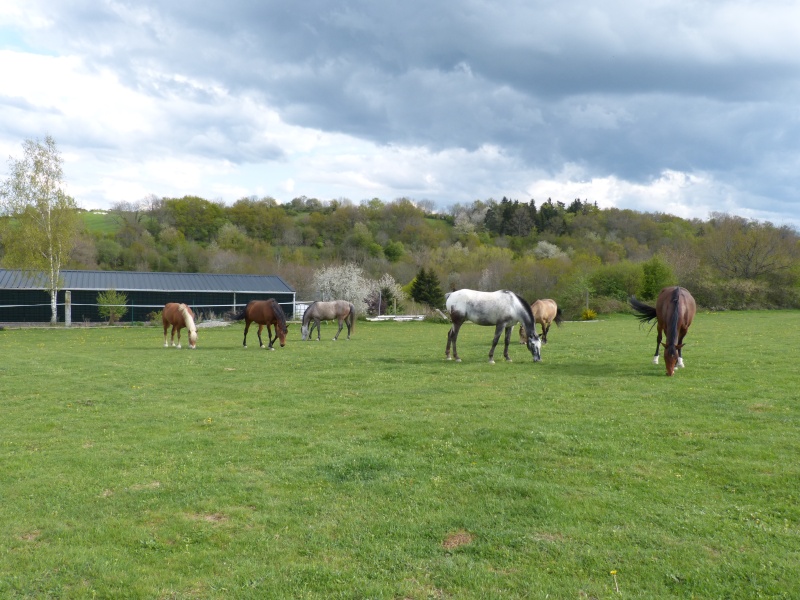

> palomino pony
[231,298,288,350]
[518,299,564,344]
[629,286,696,376]
[301,300,356,341]
[445,289,542,364]
[162,302,198,349]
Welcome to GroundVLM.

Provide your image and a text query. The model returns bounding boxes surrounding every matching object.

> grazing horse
[162,303,198,349]
[518,299,564,344]
[629,286,696,376]
[231,298,288,350]
[301,300,356,341]
[445,289,542,364]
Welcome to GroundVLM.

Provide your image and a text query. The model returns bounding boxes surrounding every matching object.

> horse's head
[527,333,542,362]
[301,324,309,340]
[188,330,198,349]
[663,342,681,376]
[277,323,288,347]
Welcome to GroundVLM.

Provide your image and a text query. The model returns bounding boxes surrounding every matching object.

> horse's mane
[270,298,287,328]
[302,302,316,325]
[667,286,681,348]
[178,303,197,333]
[512,292,535,331]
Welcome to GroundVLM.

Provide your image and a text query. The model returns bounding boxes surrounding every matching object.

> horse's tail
[230,306,247,321]
[348,302,356,332]
[628,296,657,324]
[554,307,564,326]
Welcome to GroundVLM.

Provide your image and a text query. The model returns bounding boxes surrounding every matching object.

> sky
[1,1,799,228]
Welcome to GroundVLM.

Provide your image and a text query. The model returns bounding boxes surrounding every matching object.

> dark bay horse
[301,300,356,341]
[163,303,198,349]
[445,289,541,364]
[231,299,288,349]
[629,286,696,376]
[518,299,564,344]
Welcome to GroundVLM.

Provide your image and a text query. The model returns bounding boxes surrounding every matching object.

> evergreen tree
[410,268,446,309]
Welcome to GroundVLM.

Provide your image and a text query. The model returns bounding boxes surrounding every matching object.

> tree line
[3,138,799,323]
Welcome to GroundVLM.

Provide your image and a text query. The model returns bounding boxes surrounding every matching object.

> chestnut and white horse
[445,289,541,364]
[162,303,198,349]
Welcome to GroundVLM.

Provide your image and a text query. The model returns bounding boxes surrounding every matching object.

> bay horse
[301,300,356,341]
[445,289,541,364]
[162,303,198,349]
[231,298,288,350]
[518,299,564,344]
[629,286,696,376]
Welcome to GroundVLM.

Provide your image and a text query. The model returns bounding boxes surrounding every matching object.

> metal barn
[0,269,296,323]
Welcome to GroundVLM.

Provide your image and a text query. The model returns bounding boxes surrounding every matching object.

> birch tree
[0,136,79,324]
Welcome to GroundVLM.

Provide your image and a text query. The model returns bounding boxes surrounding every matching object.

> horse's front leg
[333,318,344,341]
[676,327,687,368]
[488,324,504,364]
[175,327,182,349]
[266,325,277,350]
[503,325,513,361]
[257,324,265,348]
[542,323,550,344]
[315,319,322,341]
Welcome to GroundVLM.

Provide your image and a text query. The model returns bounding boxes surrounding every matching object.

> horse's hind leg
[446,321,462,362]
[163,325,169,347]
[653,327,663,364]
[242,321,250,348]
[333,318,344,341]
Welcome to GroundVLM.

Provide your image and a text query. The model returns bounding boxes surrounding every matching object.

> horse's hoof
[488,359,495,364]
[506,358,512,362]
[446,356,452,361]
[455,358,462,363]
[260,345,265,349]
[269,347,275,351]
[652,357,659,365]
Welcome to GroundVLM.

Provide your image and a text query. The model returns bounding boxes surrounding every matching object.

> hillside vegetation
[55,195,800,315]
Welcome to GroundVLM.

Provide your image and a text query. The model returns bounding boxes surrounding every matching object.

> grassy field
[1,312,798,598]
[80,211,119,235]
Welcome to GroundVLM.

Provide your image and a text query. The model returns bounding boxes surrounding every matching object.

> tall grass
[1,312,798,598]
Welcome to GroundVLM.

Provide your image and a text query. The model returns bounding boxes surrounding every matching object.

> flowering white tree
[312,263,406,315]
[312,263,373,313]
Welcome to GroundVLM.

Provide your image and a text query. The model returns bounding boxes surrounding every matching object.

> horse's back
[657,286,696,326]
[447,289,523,325]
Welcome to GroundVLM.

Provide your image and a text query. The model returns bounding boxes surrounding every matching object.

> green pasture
[80,211,119,235]
[1,312,798,598]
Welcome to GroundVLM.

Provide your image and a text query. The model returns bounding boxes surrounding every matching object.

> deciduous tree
[0,136,79,324]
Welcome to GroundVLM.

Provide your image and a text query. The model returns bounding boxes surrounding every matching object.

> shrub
[97,289,129,324]
[581,308,598,321]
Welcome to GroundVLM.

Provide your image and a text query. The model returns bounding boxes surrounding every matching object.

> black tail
[629,296,657,324]
[554,307,564,326]
[230,307,247,321]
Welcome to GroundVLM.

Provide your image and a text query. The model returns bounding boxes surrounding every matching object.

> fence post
[65,290,72,327]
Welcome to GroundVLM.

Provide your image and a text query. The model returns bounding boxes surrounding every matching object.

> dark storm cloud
[13,0,800,223]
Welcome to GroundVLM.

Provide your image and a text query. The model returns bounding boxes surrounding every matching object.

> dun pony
[518,299,563,344]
